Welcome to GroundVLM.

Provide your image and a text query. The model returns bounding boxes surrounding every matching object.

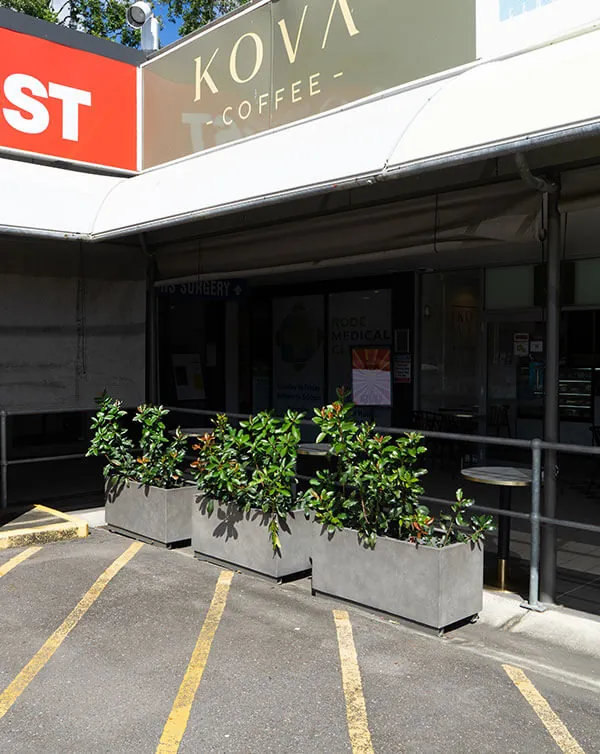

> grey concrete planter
[105,480,196,547]
[312,526,483,630]
[192,496,312,581]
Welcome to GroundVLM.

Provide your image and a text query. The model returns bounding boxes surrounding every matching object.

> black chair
[488,404,511,438]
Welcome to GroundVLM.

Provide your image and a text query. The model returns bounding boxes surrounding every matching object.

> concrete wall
[0,238,146,410]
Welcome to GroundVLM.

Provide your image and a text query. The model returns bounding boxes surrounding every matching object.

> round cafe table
[169,427,214,437]
[460,466,532,591]
[297,443,332,457]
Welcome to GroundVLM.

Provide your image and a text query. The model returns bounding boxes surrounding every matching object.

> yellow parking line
[333,610,374,754]
[0,541,143,720]
[156,570,234,754]
[0,547,41,578]
[503,665,586,754]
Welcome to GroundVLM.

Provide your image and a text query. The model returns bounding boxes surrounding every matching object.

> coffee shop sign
[194,0,359,121]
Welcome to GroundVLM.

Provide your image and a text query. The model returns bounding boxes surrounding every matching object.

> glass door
[486,318,546,440]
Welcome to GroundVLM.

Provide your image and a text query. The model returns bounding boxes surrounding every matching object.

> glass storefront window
[328,289,392,424]
[420,271,482,412]
[574,259,600,306]
[485,266,534,310]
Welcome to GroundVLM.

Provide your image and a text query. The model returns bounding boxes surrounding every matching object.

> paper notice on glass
[394,354,412,384]
[513,333,530,356]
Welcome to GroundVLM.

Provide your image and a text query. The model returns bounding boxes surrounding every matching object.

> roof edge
[0,8,145,65]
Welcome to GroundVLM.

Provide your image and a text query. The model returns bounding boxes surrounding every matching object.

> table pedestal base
[497,558,507,592]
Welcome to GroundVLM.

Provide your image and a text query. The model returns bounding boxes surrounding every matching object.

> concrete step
[0,504,88,550]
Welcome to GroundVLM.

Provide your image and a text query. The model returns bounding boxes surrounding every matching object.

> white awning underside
[2,27,600,242]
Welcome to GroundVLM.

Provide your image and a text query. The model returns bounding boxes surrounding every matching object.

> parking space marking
[503,665,586,754]
[0,541,143,720]
[156,570,234,754]
[0,547,41,578]
[333,610,375,754]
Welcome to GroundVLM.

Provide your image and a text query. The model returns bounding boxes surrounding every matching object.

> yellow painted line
[503,665,586,754]
[0,541,143,720]
[33,504,72,518]
[0,547,41,578]
[333,610,374,754]
[34,505,89,536]
[157,570,234,754]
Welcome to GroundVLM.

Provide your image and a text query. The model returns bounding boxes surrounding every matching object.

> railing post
[522,438,546,612]
[541,189,561,604]
[1,410,8,509]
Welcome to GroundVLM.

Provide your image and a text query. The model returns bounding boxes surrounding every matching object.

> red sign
[0,27,137,171]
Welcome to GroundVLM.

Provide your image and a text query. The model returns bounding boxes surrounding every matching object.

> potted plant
[304,390,494,631]
[87,394,195,547]
[191,410,312,581]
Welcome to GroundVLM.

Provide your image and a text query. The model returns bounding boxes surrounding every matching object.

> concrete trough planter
[105,481,196,548]
[312,526,484,631]
[192,496,312,581]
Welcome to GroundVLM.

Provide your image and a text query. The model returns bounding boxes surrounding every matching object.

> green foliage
[166,0,241,38]
[0,0,141,46]
[0,0,246,47]
[4,0,58,23]
[87,393,188,489]
[192,410,303,553]
[303,388,495,549]
[68,0,141,46]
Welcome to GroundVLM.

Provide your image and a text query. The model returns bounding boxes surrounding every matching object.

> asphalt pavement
[0,529,598,753]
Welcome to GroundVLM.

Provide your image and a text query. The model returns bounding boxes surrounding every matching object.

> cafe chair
[488,404,512,438]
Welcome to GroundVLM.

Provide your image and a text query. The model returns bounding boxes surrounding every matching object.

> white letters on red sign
[2,73,92,142]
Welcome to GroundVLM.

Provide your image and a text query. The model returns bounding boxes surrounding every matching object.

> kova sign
[0,26,137,172]
[141,0,476,169]
[142,0,600,170]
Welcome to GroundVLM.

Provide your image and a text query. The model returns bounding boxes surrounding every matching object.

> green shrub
[303,389,494,548]
[191,410,303,552]
[87,393,188,489]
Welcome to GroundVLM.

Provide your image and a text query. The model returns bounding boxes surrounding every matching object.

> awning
[0,158,120,239]
[2,27,600,242]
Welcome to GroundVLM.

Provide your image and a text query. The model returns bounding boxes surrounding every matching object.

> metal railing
[166,405,600,613]
[3,402,599,614]
[0,406,138,510]
[0,408,96,510]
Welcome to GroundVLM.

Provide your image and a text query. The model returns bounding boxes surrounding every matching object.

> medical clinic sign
[0,26,137,171]
[142,0,476,168]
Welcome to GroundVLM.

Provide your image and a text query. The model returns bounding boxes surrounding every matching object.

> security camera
[126,1,153,29]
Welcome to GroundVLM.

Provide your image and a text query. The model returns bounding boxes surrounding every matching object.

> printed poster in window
[513,333,530,357]
[352,348,392,407]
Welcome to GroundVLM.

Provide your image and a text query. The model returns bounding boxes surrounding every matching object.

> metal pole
[497,487,511,591]
[523,438,545,611]
[1,411,8,509]
[146,250,159,405]
[541,190,561,604]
